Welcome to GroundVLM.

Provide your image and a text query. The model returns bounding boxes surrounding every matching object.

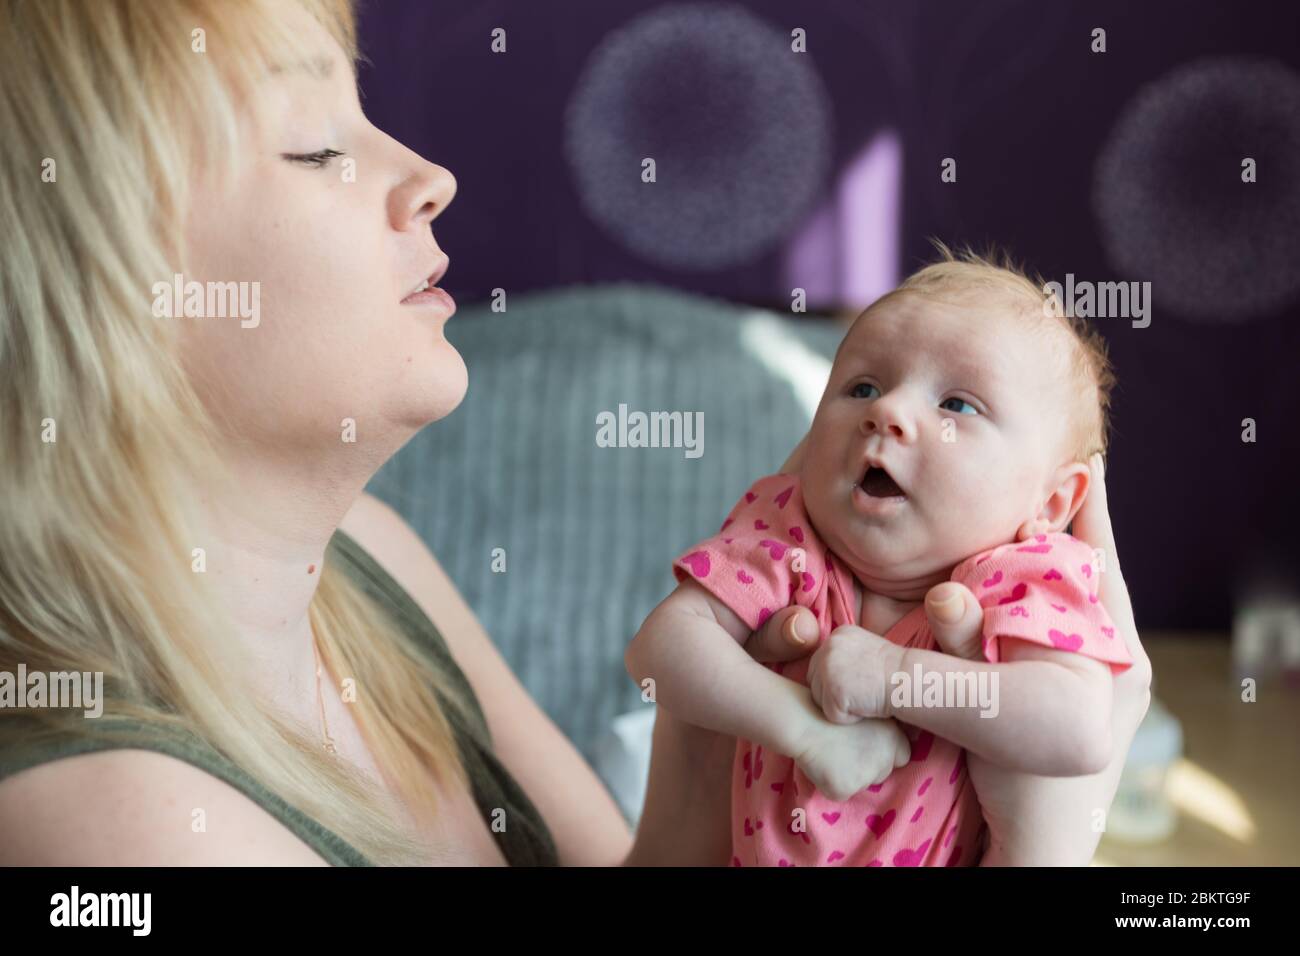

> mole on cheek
[307,564,316,574]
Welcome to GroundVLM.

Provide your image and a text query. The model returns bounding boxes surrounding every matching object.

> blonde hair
[872,240,1116,461]
[0,0,470,864]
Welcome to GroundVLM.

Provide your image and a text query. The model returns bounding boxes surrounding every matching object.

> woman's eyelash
[282,148,345,168]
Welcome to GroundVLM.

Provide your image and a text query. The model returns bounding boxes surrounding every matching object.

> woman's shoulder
[0,746,328,865]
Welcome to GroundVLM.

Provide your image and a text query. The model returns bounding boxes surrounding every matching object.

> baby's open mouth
[861,466,905,498]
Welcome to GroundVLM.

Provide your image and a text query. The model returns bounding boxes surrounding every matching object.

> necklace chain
[310,628,338,755]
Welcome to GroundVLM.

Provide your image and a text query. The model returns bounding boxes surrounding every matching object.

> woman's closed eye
[281,147,345,169]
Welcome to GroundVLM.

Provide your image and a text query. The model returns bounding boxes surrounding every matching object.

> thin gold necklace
[310,628,338,754]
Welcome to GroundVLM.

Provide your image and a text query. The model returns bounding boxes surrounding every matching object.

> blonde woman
[0,0,1150,866]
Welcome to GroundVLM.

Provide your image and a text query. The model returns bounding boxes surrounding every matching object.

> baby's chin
[828,519,1016,589]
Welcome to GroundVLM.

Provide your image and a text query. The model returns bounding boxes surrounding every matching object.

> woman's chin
[397,348,468,427]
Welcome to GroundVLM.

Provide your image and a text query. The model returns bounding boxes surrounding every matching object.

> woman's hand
[920,454,1153,864]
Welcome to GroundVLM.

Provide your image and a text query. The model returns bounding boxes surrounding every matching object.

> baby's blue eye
[939,397,978,415]
[850,383,879,399]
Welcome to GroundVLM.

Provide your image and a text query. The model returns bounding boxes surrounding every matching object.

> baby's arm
[625,579,821,758]
[887,640,1113,775]
[627,581,912,799]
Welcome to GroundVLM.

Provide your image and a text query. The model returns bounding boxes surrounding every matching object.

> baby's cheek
[929,453,1024,543]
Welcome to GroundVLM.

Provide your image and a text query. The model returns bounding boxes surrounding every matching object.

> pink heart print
[802,572,816,593]
[949,752,965,784]
[982,570,1004,588]
[866,809,897,837]
[1048,628,1084,651]
[910,806,925,823]
[742,746,764,787]
[745,491,757,503]
[1016,542,1052,554]
[789,526,805,543]
[998,583,1028,605]
[826,850,846,863]
[1043,568,1063,581]
[757,608,773,626]
[909,731,935,763]
[1081,563,1093,579]
[737,569,754,584]
[720,518,733,532]
[681,551,710,578]
[821,812,841,825]
[1101,626,1115,639]
[1010,606,1029,617]
[893,839,933,867]
[754,519,769,530]
[917,777,933,796]
[1051,603,1067,613]
[759,539,787,560]
[774,486,794,509]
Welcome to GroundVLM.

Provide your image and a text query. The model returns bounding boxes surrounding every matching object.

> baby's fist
[807,625,905,723]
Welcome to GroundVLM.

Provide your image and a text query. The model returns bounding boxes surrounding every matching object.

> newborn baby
[626,250,1134,866]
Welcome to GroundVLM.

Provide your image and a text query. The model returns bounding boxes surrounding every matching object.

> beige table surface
[1094,633,1300,867]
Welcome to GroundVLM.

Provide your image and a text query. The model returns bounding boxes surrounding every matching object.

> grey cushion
[369,283,843,766]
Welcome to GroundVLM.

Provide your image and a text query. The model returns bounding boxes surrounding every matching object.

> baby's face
[801,292,1077,585]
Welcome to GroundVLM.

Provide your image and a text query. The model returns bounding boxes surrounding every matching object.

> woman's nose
[390,159,457,232]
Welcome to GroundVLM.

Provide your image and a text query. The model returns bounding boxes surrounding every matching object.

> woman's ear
[1016,462,1091,540]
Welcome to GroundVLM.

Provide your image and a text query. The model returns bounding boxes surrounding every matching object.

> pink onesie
[672,473,1133,867]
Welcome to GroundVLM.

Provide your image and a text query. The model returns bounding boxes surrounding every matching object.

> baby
[626,249,1134,866]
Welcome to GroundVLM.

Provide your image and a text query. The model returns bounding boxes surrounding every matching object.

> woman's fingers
[746,605,819,663]
[1073,454,1138,639]
[925,582,985,660]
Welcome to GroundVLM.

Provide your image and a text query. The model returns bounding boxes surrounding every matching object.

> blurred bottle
[1106,697,1182,844]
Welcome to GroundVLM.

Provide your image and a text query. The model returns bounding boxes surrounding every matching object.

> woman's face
[180,4,464,462]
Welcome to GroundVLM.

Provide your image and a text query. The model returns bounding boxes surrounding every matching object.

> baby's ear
[1017,462,1091,539]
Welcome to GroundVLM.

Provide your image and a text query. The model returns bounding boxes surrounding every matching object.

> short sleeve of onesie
[951,532,1133,673]
[672,474,828,632]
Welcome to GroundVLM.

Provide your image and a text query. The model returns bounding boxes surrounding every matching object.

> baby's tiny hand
[807,625,904,723]
[793,716,911,802]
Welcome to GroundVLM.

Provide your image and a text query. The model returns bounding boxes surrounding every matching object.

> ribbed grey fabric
[369,284,843,765]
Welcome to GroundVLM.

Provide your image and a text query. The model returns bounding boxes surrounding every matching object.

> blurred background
[358,0,1300,864]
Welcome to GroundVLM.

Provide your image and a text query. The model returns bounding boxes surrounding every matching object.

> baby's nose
[860,402,917,442]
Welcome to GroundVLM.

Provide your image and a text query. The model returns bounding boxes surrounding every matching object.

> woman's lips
[400,286,456,314]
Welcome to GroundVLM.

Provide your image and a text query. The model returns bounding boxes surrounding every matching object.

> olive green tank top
[0,528,559,866]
